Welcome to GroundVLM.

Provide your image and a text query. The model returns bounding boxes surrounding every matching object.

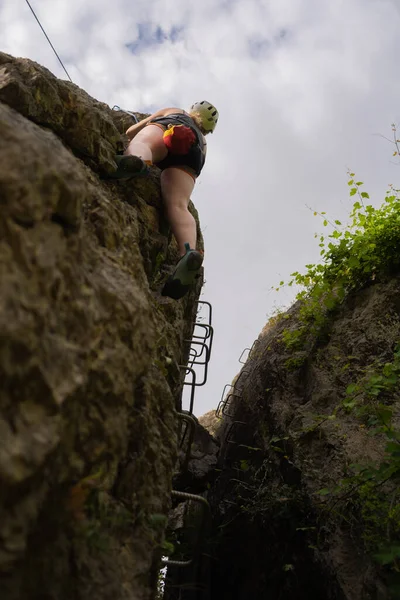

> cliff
[0,52,203,600]
[204,277,400,600]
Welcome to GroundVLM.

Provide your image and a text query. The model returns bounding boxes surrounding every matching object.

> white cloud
[1,0,400,414]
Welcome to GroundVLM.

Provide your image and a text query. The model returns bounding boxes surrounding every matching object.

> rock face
[205,279,400,600]
[0,53,203,600]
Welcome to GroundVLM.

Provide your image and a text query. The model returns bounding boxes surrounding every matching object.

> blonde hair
[189,111,208,135]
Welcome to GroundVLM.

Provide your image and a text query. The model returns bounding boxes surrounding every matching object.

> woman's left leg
[125,124,168,163]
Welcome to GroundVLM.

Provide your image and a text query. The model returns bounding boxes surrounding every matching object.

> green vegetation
[315,344,400,594]
[76,489,135,553]
[277,162,400,349]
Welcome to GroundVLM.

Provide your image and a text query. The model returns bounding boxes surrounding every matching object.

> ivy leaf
[350,188,357,196]
[374,545,400,565]
[376,407,393,423]
[324,295,336,309]
[346,383,358,395]
[385,442,400,457]
[361,192,369,199]
[348,256,360,268]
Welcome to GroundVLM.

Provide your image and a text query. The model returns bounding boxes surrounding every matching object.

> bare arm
[125,107,185,141]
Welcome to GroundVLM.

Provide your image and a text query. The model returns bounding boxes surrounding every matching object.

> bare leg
[125,124,168,163]
[160,168,197,255]
[126,126,197,255]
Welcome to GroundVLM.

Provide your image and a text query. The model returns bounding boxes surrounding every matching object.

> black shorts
[148,115,205,178]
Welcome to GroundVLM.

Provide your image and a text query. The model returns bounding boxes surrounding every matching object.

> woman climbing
[110,101,219,300]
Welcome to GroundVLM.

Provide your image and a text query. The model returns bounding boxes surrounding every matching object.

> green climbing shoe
[161,243,204,300]
[104,155,149,180]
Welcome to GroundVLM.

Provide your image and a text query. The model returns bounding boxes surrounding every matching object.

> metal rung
[187,335,213,382]
[177,301,214,419]
[186,340,210,365]
[196,300,212,327]
[220,383,234,403]
[215,399,225,418]
[223,393,241,417]
[226,420,247,444]
[181,359,208,388]
[216,384,232,417]
[238,339,260,364]
[192,324,214,357]
[193,323,213,341]
[184,340,210,365]
[179,365,196,414]
[177,412,196,470]
[238,347,250,364]
[162,491,210,567]
[234,368,251,390]
[216,384,236,417]
[216,391,241,418]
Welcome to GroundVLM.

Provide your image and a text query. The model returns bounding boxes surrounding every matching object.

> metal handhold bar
[234,368,251,390]
[216,384,235,417]
[196,300,212,326]
[178,365,195,415]
[185,340,210,366]
[226,420,247,444]
[177,412,196,470]
[188,347,201,364]
[238,339,260,364]
[181,357,208,389]
[215,399,225,418]
[220,383,234,403]
[222,392,242,417]
[179,365,196,414]
[215,391,241,418]
[193,323,213,341]
[238,347,251,364]
[161,491,211,567]
[192,324,214,359]
[187,328,214,376]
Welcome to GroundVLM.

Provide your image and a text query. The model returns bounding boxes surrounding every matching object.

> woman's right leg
[160,167,203,299]
[125,124,168,163]
[160,167,197,255]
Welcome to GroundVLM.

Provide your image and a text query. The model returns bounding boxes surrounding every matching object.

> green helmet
[190,101,219,133]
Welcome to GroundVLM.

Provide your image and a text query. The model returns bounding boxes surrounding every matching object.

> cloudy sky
[2,0,400,415]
